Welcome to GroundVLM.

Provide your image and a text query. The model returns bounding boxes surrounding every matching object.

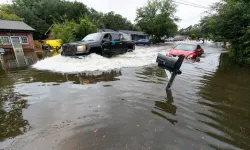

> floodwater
[0,42,250,150]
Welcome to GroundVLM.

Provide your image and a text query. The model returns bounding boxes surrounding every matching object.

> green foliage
[101,11,135,30]
[5,0,137,39]
[0,5,23,21]
[180,0,250,65]
[178,24,205,39]
[10,0,91,39]
[51,20,77,43]
[51,18,97,43]
[75,18,97,41]
[204,0,250,65]
[135,0,178,41]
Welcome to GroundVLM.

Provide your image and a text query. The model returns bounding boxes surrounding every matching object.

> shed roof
[0,20,35,31]
[119,30,147,36]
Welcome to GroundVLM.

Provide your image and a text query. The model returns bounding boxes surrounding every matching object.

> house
[118,30,151,41]
[0,20,38,71]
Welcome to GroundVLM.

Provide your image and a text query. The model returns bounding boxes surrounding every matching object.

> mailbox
[156,53,185,90]
[156,53,177,70]
[156,53,184,74]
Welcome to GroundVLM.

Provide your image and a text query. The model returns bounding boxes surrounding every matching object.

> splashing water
[32,46,170,73]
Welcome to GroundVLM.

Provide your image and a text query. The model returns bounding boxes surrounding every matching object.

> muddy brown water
[0,43,250,150]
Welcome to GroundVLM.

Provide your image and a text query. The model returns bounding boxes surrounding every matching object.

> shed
[0,20,38,70]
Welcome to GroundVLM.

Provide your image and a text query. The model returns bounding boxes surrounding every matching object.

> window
[20,36,29,44]
[110,33,120,41]
[1,36,11,45]
[103,34,112,40]
[82,33,102,41]
[175,44,197,51]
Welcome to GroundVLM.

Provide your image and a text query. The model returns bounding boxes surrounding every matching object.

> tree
[201,0,250,64]
[9,0,137,39]
[75,18,97,41]
[135,0,178,43]
[51,20,77,43]
[100,11,136,30]
[0,5,23,21]
[11,0,90,39]
[51,18,97,43]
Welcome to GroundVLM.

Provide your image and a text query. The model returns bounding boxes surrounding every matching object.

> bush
[51,20,77,43]
[51,18,97,43]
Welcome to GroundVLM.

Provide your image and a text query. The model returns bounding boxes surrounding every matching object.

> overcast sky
[0,0,219,29]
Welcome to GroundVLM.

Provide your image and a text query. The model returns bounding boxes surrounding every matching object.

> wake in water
[32,46,171,73]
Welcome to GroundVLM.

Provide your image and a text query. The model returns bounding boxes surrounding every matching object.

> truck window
[103,34,111,41]
[111,33,120,41]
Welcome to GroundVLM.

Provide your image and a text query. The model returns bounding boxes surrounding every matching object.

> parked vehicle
[61,32,135,56]
[167,43,204,59]
[165,37,175,42]
[136,39,152,46]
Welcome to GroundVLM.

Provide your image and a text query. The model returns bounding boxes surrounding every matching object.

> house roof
[119,30,147,36]
[0,20,35,31]
[98,29,117,32]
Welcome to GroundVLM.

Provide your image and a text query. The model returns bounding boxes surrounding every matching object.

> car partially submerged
[167,43,204,59]
[61,32,135,56]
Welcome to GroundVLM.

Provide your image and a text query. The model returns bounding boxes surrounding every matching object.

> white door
[10,37,27,67]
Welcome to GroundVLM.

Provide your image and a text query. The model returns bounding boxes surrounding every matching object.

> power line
[173,1,209,9]
[174,1,209,9]
[177,0,209,8]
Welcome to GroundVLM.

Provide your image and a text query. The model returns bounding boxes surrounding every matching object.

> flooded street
[1,42,250,150]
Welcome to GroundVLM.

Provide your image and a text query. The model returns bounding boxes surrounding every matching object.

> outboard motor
[42,44,51,51]
[156,53,185,90]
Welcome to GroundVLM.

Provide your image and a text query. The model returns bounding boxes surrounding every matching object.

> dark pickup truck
[61,32,135,56]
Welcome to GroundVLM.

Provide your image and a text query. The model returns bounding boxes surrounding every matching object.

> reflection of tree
[20,70,121,85]
[136,66,167,84]
[78,70,121,84]
[152,90,178,125]
[197,53,250,149]
[0,73,31,141]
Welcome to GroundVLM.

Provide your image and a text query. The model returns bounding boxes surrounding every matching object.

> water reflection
[0,72,31,141]
[0,68,121,142]
[136,66,167,84]
[197,53,250,149]
[152,90,178,125]
[16,69,122,85]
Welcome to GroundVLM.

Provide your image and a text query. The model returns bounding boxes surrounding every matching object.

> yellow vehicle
[44,39,62,50]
